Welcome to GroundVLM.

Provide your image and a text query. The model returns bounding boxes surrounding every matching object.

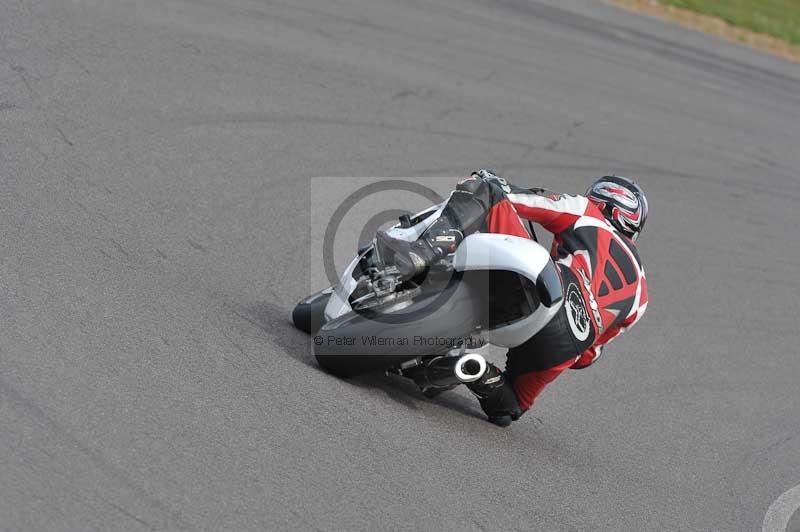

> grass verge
[660,0,800,45]
[613,0,800,63]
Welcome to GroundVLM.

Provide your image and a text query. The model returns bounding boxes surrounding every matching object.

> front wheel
[291,287,333,334]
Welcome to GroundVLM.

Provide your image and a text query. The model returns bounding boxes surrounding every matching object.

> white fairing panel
[453,233,563,347]
[453,233,551,281]
[324,253,361,321]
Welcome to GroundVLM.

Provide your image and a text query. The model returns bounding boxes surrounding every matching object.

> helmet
[586,175,649,241]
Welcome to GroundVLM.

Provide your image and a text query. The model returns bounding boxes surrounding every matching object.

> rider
[377,170,649,427]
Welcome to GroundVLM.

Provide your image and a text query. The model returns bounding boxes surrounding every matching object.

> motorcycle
[292,200,564,392]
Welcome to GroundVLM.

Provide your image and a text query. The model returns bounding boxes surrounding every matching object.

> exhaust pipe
[453,353,488,383]
[414,353,488,389]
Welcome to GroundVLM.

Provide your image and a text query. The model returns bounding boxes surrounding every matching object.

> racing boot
[376,217,463,278]
[466,364,522,427]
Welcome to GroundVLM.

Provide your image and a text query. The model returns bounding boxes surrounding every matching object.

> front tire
[291,287,333,334]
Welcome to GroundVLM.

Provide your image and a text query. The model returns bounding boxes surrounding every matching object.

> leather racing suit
[441,174,649,414]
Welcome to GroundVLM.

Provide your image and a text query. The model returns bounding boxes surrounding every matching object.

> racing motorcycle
[292,200,564,393]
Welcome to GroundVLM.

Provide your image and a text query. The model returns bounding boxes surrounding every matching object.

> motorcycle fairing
[323,201,563,348]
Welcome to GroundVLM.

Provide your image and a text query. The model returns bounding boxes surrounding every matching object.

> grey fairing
[313,275,483,377]
[453,233,564,347]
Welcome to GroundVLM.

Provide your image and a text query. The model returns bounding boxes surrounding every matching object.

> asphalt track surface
[2,0,800,530]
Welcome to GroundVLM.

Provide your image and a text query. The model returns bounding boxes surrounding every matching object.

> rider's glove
[472,168,511,193]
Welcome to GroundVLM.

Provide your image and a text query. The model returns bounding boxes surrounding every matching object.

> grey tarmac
[1,0,799,530]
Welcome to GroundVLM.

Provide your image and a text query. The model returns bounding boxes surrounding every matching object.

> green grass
[659,0,800,45]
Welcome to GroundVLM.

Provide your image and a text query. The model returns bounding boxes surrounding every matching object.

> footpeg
[409,353,488,391]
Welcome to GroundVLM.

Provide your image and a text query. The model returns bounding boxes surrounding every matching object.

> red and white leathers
[454,177,649,412]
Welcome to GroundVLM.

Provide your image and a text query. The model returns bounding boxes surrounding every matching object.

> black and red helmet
[586,175,649,241]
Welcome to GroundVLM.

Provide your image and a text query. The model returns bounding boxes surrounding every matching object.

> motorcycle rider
[377,170,649,426]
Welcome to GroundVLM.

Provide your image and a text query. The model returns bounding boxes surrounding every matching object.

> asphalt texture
[2,0,800,530]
